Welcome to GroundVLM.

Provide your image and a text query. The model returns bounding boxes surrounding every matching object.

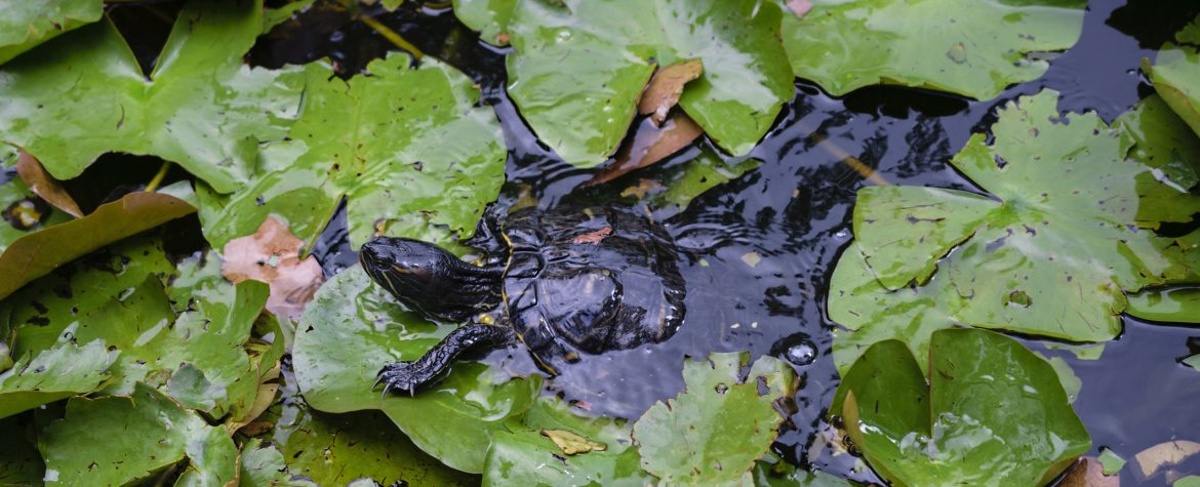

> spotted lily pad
[197,54,505,249]
[483,398,650,485]
[835,328,1090,486]
[0,337,113,419]
[782,0,1085,100]
[39,383,239,486]
[1,239,272,420]
[848,90,1200,344]
[0,0,103,65]
[293,265,540,474]
[633,352,795,485]
[0,0,304,193]
[460,0,792,166]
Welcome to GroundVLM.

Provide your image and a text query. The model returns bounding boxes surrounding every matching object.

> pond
[0,0,1198,485]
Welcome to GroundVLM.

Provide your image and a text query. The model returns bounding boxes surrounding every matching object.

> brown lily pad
[582,112,703,188]
[221,217,323,322]
[638,59,704,125]
[0,192,195,300]
[16,151,82,218]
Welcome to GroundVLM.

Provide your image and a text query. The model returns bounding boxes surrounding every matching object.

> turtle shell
[499,206,686,373]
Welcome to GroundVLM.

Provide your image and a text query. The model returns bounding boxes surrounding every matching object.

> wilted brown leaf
[638,59,704,125]
[571,226,612,245]
[0,192,195,300]
[582,113,702,187]
[1059,457,1120,487]
[1134,440,1200,479]
[16,150,82,218]
[541,429,607,455]
[221,217,324,322]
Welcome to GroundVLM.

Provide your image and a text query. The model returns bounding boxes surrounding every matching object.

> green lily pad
[0,337,113,419]
[483,0,792,166]
[828,243,961,375]
[1099,447,1126,476]
[453,0,516,45]
[848,90,1200,344]
[39,383,238,486]
[1116,94,1200,190]
[293,265,540,474]
[633,352,795,485]
[248,370,478,486]
[2,238,272,419]
[782,0,1085,100]
[0,0,304,194]
[1126,287,1200,324]
[835,328,1089,486]
[197,54,505,249]
[483,397,650,485]
[1144,19,1200,137]
[0,0,103,65]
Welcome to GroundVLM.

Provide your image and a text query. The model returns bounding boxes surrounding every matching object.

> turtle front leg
[376,324,516,395]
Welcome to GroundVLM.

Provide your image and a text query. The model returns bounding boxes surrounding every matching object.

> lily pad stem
[803,123,891,186]
[144,160,171,193]
[358,14,424,60]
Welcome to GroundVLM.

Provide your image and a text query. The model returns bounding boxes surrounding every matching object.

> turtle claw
[374,361,428,396]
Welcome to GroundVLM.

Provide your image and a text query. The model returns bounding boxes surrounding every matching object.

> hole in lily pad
[1005,289,1033,308]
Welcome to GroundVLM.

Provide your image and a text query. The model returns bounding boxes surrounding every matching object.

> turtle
[359,205,687,394]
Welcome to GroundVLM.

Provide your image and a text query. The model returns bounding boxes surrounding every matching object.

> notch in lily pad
[832,328,1090,486]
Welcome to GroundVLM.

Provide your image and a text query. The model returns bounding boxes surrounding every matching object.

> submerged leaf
[633,352,795,485]
[40,383,238,486]
[836,328,1089,486]
[0,0,304,193]
[783,0,1085,100]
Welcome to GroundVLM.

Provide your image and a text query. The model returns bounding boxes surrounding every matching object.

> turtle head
[360,237,503,322]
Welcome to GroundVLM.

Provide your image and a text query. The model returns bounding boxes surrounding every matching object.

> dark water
[251,0,1200,483]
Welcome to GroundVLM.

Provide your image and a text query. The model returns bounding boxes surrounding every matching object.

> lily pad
[0,337,113,419]
[483,397,650,485]
[477,0,792,166]
[0,0,304,193]
[293,265,540,474]
[1116,94,1200,190]
[835,328,1090,486]
[453,0,516,45]
[2,238,273,419]
[0,0,103,65]
[1126,287,1200,324]
[39,383,238,486]
[0,176,72,256]
[633,352,795,485]
[1144,19,1200,137]
[828,243,960,375]
[248,370,478,486]
[848,90,1200,344]
[197,53,505,249]
[782,0,1085,100]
